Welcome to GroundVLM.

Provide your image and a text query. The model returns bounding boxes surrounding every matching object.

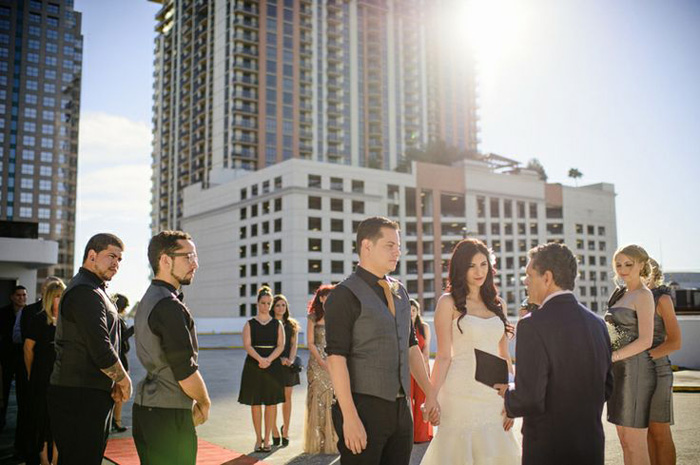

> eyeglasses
[168,252,198,265]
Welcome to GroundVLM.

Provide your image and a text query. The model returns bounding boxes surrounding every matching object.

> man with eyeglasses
[132,230,210,465]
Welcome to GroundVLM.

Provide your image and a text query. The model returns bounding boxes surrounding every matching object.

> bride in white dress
[421,239,520,464]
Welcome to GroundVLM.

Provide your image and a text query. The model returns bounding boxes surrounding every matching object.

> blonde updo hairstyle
[613,244,652,280]
[647,258,664,289]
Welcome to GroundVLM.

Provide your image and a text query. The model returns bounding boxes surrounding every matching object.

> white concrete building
[0,235,58,303]
[181,156,618,331]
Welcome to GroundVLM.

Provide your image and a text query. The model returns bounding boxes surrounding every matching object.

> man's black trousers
[133,403,197,465]
[332,393,413,465]
[47,385,113,465]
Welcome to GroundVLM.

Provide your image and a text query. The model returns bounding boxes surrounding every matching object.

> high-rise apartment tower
[149,0,478,232]
[0,0,83,281]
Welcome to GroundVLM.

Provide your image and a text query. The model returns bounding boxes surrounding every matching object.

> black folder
[474,348,508,387]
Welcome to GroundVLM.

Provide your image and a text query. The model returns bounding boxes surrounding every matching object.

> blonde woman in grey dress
[303,285,338,454]
[605,245,656,465]
[646,259,681,465]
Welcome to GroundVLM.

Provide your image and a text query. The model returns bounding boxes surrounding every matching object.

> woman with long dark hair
[420,239,519,464]
[409,299,433,443]
[238,286,286,453]
[303,284,338,454]
[270,294,300,447]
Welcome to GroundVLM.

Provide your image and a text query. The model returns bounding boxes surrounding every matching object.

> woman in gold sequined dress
[303,285,338,454]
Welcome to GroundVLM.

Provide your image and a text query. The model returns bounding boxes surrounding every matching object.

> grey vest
[51,269,120,392]
[342,273,412,401]
[134,283,196,409]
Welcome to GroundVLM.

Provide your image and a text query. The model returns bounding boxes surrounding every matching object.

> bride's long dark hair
[447,238,513,337]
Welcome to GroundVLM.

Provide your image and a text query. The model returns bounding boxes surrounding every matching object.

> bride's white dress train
[420,315,521,465]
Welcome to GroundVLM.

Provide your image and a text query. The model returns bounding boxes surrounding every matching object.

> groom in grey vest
[133,231,211,465]
[326,216,439,465]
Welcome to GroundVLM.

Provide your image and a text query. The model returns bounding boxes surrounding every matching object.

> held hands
[421,394,441,426]
[111,375,133,403]
[258,357,271,369]
[280,357,290,366]
[343,411,368,455]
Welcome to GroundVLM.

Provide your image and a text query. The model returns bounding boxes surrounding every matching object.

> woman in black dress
[238,286,285,452]
[270,294,300,447]
[24,279,64,465]
[111,293,133,433]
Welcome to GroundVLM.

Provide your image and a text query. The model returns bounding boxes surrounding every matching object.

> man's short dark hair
[11,285,27,294]
[82,233,124,263]
[355,216,400,255]
[113,293,130,312]
[148,230,192,275]
[528,242,578,291]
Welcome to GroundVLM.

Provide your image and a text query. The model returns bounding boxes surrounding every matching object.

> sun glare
[456,0,532,77]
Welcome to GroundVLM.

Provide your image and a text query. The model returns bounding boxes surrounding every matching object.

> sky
[72,0,700,303]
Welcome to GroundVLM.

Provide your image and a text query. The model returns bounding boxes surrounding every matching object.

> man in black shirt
[0,284,27,451]
[133,230,210,465]
[325,216,439,465]
[48,233,132,465]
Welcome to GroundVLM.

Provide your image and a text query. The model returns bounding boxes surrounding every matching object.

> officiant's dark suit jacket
[505,293,614,465]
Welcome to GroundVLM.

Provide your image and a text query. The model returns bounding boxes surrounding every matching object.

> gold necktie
[377,279,396,317]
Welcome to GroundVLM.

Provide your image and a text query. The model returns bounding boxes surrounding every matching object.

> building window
[491,223,500,235]
[308,260,322,273]
[308,281,322,295]
[239,265,247,278]
[239,245,247,258]
[239,303,247,317]
[576,224,583,234]
[330,177,343,191]
[240,207,247,220]
[504,200,513,218]
[529,202,538,218]
[274,218,282,232]
[405,187,416,216]
[587,225,595,235]
[331,240,344,253]
[477,196,486,218]
[331,261,344,274]
[308,174,321,188]
[441,193,464,218]
[308,217,321,231]
[274,176,282,190]
[490,198,500,218]
[274,198,282,211]
[274,239,282,253]
[352,180,364,193]
[274,260,282,274]
[477,223,486,235]
[308,238,322,252]
[352,201,365,214]
[530,223,538,235]
[308,196,322,209]
[598,226,606,236]
[331,219,344,232]
[331,198,343,212]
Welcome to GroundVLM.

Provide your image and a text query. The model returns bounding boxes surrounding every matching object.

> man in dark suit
[496,242,614,465]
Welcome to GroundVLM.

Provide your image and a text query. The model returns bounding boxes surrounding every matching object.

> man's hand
[501,407,514,431]
[342,411,367,455]
[192,400,211,426]
[494,383,509,398]
[422,394,441,425]
[111,375,132,402]
[258,358,271,369]
[280,357,290,366]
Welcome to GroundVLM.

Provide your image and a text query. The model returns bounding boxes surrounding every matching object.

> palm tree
[568,168,583,186]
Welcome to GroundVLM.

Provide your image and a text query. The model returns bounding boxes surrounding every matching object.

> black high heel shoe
[281,424,289,447]
[112,418,127,433]
[272,432,281,446]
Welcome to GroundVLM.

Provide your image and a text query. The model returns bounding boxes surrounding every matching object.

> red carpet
[105,437,271,465]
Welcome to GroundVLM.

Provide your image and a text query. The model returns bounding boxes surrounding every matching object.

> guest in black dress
[270,294,300,447]
[24,279,65,465]
[111,293,133,433]
[238,286,285,452]
[646,259,681,465]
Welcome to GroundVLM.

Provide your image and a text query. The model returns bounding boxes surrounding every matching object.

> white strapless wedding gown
[420,315,521,465]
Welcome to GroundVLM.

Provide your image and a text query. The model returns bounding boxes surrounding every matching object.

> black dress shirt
[147,280,199,382]
[325,266,418,358]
